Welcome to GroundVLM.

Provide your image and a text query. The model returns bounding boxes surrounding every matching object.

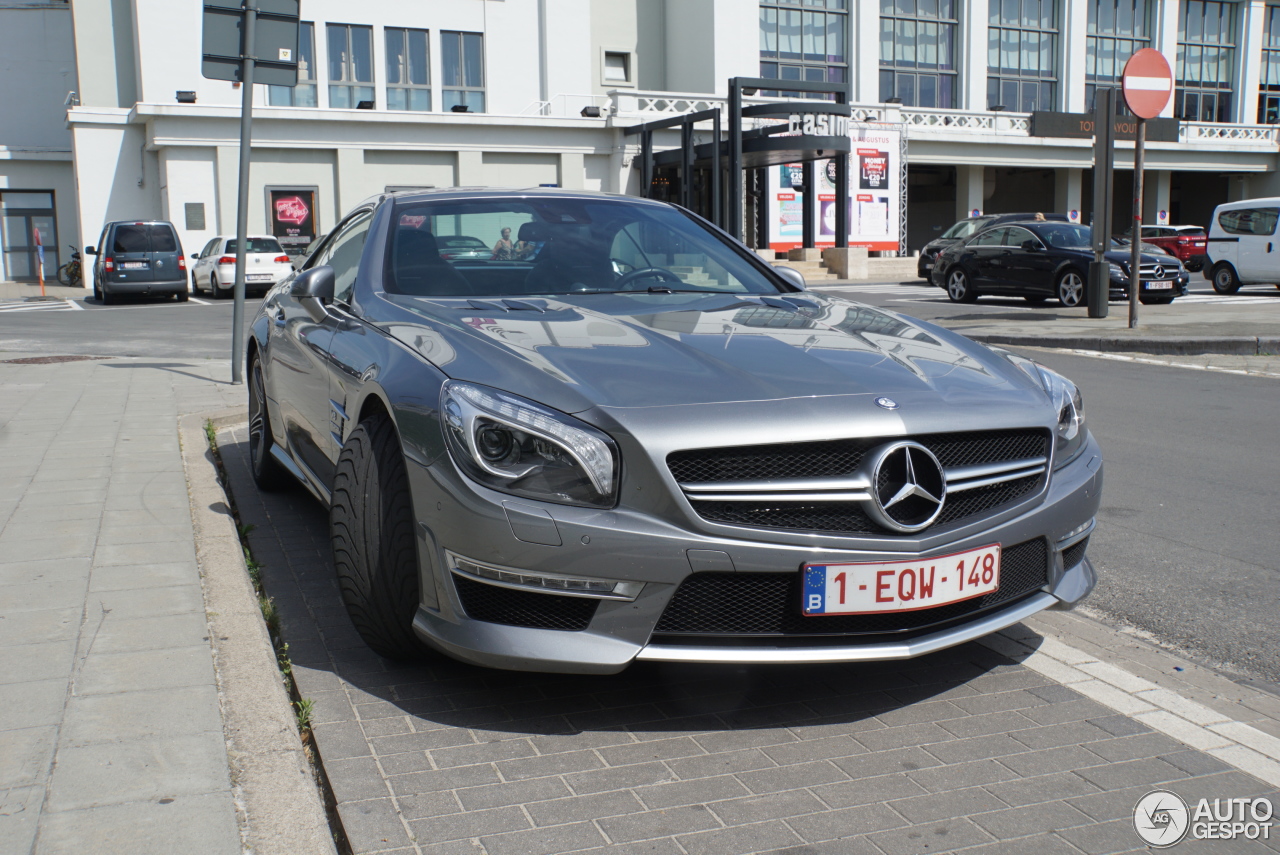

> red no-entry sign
[1122,48,1173,120]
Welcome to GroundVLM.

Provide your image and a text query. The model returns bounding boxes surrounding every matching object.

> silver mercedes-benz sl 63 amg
[248,188,1101,673]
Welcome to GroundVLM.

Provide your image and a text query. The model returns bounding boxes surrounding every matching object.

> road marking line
[188,296,211,305]
[65,299,83,310]
[980,629,1280,787]
[1048,349,1280,379]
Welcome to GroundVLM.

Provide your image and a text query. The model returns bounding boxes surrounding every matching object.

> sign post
[202,0,299,384]
[1087,88,1115,319]
[1121,48,1174,329]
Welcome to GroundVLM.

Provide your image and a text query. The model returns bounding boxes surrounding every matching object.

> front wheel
[57,264,75,287]
[946,268,978,303]
[331,412,432,661]
[1211,263,1241,295]
[1056,269,1085,307]
[247,353,289,491]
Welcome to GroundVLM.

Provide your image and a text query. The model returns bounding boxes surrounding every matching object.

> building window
[759,0,848,98]
[603,51,633,85]
[442,31,485,112]
[328,23,374,109]
[268,22,317,107]
[1086,0,1151,112]
[1176,1,1236,123]
[987,0,1058,111]
[386,28,430,111]
[1259,4,1280,123]
[878,0,959,108]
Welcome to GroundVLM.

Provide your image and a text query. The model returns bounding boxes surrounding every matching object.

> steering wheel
[614,267,682,289]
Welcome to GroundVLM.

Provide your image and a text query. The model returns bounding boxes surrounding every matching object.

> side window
[1219,208,1280,236]
[971,228,1005,247]
[312,210,374,303]
[1004,227,1035,247]
[200,239,217,258]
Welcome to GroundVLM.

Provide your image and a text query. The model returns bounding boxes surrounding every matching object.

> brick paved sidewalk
[219,426,1279,855]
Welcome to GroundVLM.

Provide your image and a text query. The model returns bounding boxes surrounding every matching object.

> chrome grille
[1138,262,1178,280]
[652,538,1049,637]
[669,429,1050,536]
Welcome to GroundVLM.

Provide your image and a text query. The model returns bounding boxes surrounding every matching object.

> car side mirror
[772,264,806,291]
[85,246,97,255]
[290,265,335,323]
[190,253,199,260]
[1021,239,1042,252]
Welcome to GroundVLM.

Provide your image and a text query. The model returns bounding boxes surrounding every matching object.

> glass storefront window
[0,192,58,282]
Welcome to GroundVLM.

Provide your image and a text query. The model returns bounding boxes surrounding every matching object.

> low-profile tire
[945,268,978,303]
[247,353,290,492]
[1056,269,1085,307]
[1211,263,1241,295]
[331,412,432,661]
[175,288,189,302]
[101,284,117,305]
[1023,295,1048,304]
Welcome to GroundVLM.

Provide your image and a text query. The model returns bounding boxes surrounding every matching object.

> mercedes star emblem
[1153,264,1164,279]
[874,397,899,410]
[866,441,947,533]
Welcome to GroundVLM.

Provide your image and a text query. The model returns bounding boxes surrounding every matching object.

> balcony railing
[608,90,1278,147]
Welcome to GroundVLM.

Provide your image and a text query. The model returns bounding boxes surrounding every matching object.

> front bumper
[408,432,1103,673]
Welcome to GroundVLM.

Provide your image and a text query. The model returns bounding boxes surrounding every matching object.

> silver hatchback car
[248,188,1100,673]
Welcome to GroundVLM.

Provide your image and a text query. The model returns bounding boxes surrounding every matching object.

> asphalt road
[4,286,1277,684]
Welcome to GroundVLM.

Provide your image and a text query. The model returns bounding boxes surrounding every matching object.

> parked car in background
[246,188,1100,672]
[436,235,491,261]
[191,236,293,298]
[85,221,188,304]
[1204,198,1280,294]
[931,221,1189,306]
[918,212,1069,280]
[1119,225,1208,271]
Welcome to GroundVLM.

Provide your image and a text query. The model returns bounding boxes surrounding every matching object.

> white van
[1205,197,1280,294]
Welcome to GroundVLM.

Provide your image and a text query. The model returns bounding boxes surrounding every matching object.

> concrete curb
[180,408,339,855]
[963,332,1280,356]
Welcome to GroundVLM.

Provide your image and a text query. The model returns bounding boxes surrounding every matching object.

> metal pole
[230,1,256,385]
[640,131,652,199]
[801,160,815,249]
[729,79,742,241]
[711,109,722,228]
[1129,117,1145,329]
[834,154,848,249]
[680,119,693,210]
[1087,87,1114,319]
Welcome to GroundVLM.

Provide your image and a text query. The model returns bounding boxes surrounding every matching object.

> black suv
[919,212,1069,280]
[86,221,188,304]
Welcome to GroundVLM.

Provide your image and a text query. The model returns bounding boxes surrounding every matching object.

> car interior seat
[391,229,472,296]
[520,221,615,293]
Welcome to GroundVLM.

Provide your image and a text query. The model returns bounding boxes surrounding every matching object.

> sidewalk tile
[886,786,1009,824]
[35,791,240,855]
[0,725,57,788]
[677,819,803,855]
[633,774,750,810]
[0,639,75,685]
[0,785,42,855]
[971,800,1093,839]
[866,816,994,855]
[455,776,572,811]
[87,612,211,654]
[88,563,197,592]
[61,685,222,745]
[597,803,721,842]
[708,789,826,825]
[406,805,528,843]
[478,821,605,855]
[0,678,68,732]
[0,606,79,645]
[73,645,215,695]
[45,734,231,811]
[335,798,412,854]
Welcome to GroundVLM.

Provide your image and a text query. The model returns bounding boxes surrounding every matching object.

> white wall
[0,3,76,148]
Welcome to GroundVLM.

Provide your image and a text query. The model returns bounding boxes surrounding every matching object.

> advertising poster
[767,125,902,253]
[269,189,317,255]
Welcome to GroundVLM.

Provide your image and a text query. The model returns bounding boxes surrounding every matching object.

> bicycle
[56,245,83,288]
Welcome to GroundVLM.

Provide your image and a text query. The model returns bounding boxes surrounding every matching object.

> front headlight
[1109,263,1127,280]
[985,348,1087,469]
[440,381,618,508]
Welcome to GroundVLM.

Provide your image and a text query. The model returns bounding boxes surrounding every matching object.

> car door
[147,223,183,285]
[264,207,375,490]
[967,227,1009,289]
[1001,226,1055,295]
[195,238,219,288]
[1238,207,1279,282]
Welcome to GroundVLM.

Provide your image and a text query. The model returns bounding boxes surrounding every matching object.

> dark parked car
[931,221,1189,306]
[436,235,491,261]
[85,221,188,304]
[248,188,1099,672]
[918,212,1069,280]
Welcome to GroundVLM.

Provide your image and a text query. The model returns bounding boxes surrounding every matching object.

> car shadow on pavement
[101,361,235,384]
[217,432,1025,742]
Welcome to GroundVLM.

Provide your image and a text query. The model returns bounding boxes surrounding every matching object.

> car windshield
[940,219,989,240]
[226,238,283,254]
[385,197,781,297]
[1035,224,1094,249]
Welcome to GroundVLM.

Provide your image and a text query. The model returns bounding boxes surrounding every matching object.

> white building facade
[1,0,1277,283]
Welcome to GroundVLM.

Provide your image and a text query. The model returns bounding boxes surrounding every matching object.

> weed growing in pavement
[294,697,315,736]
[204,418,218,451]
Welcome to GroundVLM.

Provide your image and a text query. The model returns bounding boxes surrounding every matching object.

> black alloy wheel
[248,353,289,491]
[1056,269,1085,308]
[1211,263,1241,295]
[946,268,978,303]
[331,412,433,660]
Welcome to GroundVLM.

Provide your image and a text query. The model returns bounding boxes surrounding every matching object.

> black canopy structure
[624,76,854,251]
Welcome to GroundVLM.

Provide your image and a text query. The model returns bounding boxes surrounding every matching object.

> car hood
[371,291,1055,434]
